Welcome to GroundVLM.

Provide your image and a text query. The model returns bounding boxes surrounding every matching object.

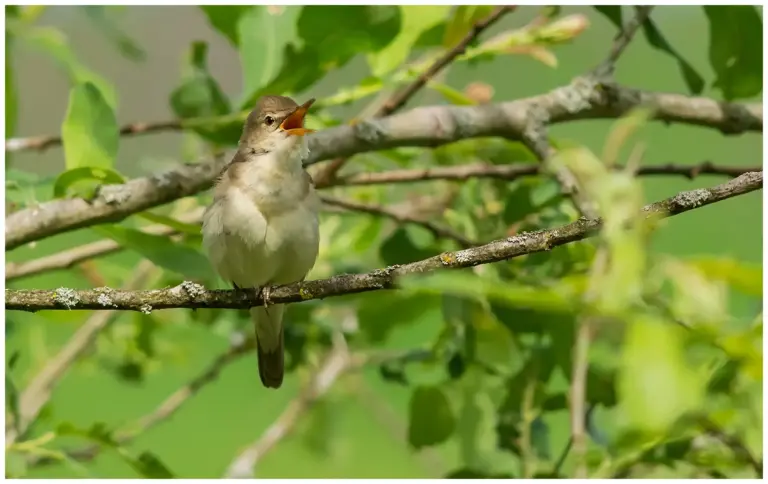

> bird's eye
[264,116,275,126]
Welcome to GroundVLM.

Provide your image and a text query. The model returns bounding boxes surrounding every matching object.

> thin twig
[321,195,474,248]
[313,6,517,186]
[6,85,761,251]
[593,6,654,76]
[5,261,157,447]
[6,171,762,312]
[224,335,359,478]
[335,161,757,187]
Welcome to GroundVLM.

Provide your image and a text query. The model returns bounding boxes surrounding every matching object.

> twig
[335,161,757,187]
[321,195,474,248]
[26,336,256,466]
[224,335,359,478]
[5,120,184,153]
[314,6,517,186]
[6,171,762,312]
[5,209,204,282]
[593,6,654,76]
[6,85,761,251]
[5,261,157,446]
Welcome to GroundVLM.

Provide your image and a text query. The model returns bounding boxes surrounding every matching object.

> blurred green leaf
[665,260,728,326]
[687,257,762,298]
[367,5,450,77]
[170,41,231,119]
[82,6,146,62]
[56,422,174,478]
[593,6,623,30]
[618,315,704,436]
[237,6,297,105]
[704,6,762,100]
[14,25,118,107]
[92,225,214,280]
[357,292,434,343]
[408,385,456,449]
[53,166,125,199]
[640,17,705,95]
[199,5,251,46]
[443,6,495,47]
[379,227,436,265]
[61,82,120,171]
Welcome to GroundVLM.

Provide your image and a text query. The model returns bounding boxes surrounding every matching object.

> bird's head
[240,95,315,156]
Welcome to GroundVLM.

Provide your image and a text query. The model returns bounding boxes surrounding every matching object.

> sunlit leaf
[53,166,125,199]
[408,385,456,448]
[704,6,762,100]
[687,257,762,297]
[61,82,119,171]
[618,315,704,435]
[137,211,201,235]
[367,5,450,77]
[443,6,495,47]
[428,81,477,105]
[199,5,251,46]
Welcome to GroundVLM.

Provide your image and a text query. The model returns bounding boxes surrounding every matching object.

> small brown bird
[202,96,321,389]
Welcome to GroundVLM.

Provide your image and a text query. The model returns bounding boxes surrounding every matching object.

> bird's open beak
[280,98,315,137]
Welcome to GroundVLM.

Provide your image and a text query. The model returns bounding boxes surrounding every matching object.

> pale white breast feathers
[202,138,320,289]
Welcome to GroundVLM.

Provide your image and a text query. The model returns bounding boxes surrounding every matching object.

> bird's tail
[250,304,285,389]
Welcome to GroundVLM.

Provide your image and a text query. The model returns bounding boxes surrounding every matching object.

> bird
[202,95,321,389]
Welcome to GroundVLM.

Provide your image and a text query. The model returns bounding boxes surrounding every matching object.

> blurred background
[5,5,762,478]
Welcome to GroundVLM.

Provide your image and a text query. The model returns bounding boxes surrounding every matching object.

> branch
[5,209,204,282]
[314,6,516,185]
[6,172,761,312]
[224,336,359,478]
[335,161,758,187]
[5,261,157,446]
[593,6,653,76]
[321,195,475,248]
[7,83,760,251]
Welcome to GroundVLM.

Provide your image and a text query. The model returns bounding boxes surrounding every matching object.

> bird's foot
[258,285,274,312]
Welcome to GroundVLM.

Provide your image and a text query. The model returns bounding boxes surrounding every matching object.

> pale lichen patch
[97,293,117,308]
[181,281,206,298]
[54,287,80,308]
[99,185,132,205]
[139,304,153,314]
[671,188,709,209]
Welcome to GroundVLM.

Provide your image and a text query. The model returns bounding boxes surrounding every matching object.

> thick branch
[6,172,761,312]
[6,84,761,251]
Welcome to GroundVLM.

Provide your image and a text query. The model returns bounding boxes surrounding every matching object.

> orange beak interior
[280,98,316,137]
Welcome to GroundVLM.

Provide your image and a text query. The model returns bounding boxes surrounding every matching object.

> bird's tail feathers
[251,305,285,389]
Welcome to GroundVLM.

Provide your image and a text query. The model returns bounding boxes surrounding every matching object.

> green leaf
[53,166,125,199]
[357,292,434,343]
[593,6,623,30]
[428,80,476,105]
[237,6,297,105]
[170,41,231,119]
[443,6,495,47]
[133,451,174,479]
[367,5,450,77]
[641,18,705,95]
[245,6,400,107]
[136,211,201,235]
[704,6,763,100]
[82,6,146,62]
[199,5,251,46]
[15,25,118,108]
[618,315,704,436]
[408,385,456,449]
[92,225,214,280]
[61,82,120,170]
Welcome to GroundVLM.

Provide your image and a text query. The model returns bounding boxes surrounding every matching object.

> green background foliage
[5,5,762,478]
